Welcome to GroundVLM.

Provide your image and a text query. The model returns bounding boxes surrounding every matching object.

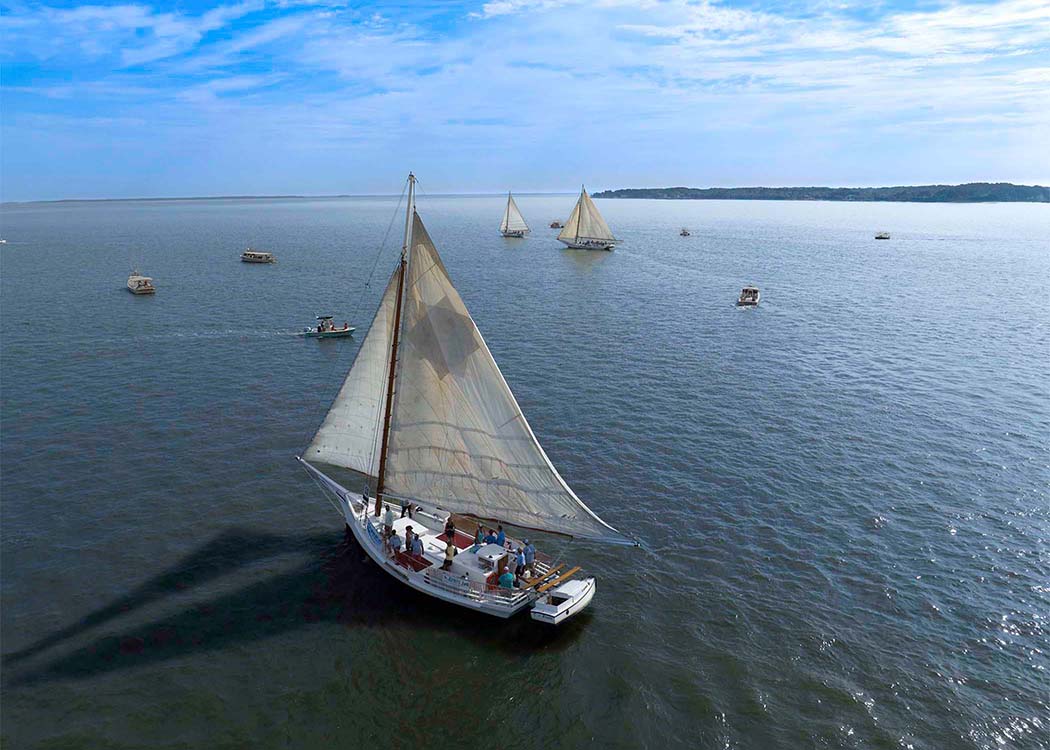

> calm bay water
[1,195,1048,749]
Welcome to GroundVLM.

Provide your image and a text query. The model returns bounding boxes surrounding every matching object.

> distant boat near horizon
[127,271,155,295]
[499,192,530,238]
[557,186,619,250]
[241,248,276,263]
[875,232,891,240]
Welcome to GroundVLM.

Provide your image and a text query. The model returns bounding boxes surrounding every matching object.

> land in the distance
[592,182,1049,203]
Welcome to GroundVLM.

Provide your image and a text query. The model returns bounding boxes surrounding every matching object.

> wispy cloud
[2,0,1048,200]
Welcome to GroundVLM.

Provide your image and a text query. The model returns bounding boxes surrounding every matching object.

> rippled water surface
[2,196,1048,749]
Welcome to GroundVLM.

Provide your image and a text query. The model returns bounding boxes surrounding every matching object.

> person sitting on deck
[483,528,498,545]
[496,525,506,548]
[389,530,403,556]
[343,321,349,330]
[498,567,515,589]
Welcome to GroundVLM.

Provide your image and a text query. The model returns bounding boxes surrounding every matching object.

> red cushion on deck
[436,531,474,550]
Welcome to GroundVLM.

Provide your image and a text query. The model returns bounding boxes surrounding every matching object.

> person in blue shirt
[495,525,506,548]
[498,567,515,589]
[410,534,424,557]
[483,528,498,545]
[390,531,403,556]
[522,537,537,571]
[514,547,527,583]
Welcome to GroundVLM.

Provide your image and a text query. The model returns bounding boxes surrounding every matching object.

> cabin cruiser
[680,228,691,237]
[550,220,562,229]
[127,272,155,295]
[241,249,276,263]
[737,287,760,306]
[303,315,354,338]
[875,232,890,240]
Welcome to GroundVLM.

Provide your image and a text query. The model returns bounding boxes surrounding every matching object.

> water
[2,196,1048,749]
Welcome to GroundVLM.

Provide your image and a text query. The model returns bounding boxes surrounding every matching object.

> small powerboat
[304,315,354,338]
[550,220,562,229]
[875,232,891,240]
[242,248,276,263]
[680,228,691,237]
[127,271,155,295]
[737,287,760,306]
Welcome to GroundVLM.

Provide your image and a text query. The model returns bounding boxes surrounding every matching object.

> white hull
[127,277,155,294]
[501,231,527,238]
[300,459,595,624]
[558,238,615,251]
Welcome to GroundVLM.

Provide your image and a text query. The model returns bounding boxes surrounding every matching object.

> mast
[575,185,583,243]
[374,172,414,515]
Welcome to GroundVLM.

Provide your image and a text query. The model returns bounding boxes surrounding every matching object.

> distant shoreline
[592,182,1050,203]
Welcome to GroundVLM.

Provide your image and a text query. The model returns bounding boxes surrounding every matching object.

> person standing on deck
[390,530,403,556]
[523,539,536,577]
[442,540,456,570]
[383,505,394,537]
[506,549,518,581]
[411,534,424,557]
[514,547,526,584]
[471,524,484,553]
[496,525,506,548]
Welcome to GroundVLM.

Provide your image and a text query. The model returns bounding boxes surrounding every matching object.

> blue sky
[2,0,1048,200]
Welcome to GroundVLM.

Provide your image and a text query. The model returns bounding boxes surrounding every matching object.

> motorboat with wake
[298,173,633,625]
[557,187,619,250]
[499,192,530,238]
[303,316,354,338]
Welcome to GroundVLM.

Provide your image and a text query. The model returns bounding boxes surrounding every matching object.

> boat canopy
[307,204,631,545]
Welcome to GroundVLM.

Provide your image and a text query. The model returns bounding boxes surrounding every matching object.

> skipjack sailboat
[299,174,632,624]
[557,186,619,250]
[499,192,530,238]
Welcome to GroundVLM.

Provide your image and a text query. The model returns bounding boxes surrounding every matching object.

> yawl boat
[298,174,631,625]
[557,187,619,250]
[499,192,530,238]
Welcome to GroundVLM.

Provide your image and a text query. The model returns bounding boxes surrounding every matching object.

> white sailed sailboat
[299,174,632,625]
[558,186,619,250]
[499,192,530,238]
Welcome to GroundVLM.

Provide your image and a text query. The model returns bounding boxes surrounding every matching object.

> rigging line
[303,185,408,454]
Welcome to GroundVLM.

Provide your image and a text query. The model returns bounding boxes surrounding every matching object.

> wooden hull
[559,239,615,251]
[501,231,527,238]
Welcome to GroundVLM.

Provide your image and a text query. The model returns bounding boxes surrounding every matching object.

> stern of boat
[529,577,596,625]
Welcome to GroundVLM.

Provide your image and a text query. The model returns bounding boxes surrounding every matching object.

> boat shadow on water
[3,527,586,687]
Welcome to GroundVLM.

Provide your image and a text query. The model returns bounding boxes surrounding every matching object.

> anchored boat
[737,287,760,306]
[557,187,619,250]
[499,192,530,238]
[299,173,632,625]
[127,271,155,295]
[242,248,276,263]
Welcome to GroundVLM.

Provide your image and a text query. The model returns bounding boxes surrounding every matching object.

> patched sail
[384,214,626,543]
[558,188,616,243]
[305,269,400,476]
[500,193,530,234]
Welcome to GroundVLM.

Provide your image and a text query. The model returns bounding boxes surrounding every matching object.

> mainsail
[383,214,626,542]
[305,270,400,477]
[500,193,530,234]
[558,188,616,244]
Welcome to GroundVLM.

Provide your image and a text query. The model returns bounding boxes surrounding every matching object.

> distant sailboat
[558,186,619,250]
[499,192,530,238]
[299,174,632,625]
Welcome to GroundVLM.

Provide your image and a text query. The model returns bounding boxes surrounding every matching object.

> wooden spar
[375,173,414,515]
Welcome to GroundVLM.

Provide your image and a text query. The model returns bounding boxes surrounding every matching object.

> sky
[1,0,1049,201]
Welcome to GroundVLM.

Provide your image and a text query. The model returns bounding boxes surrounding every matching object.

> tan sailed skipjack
[499,191,530,238]
[299,173,633,625]
[557,186,619,250]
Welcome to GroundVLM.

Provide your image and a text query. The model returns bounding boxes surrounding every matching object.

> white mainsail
[558,188,616,244]
[380,213,626,543]
[305,270,401,477]
[500,193,530,234]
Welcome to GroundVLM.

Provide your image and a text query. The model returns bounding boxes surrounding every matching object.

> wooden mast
[374,173,414,516]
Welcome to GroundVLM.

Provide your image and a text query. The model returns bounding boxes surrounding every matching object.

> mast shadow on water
[3,527,586,687]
